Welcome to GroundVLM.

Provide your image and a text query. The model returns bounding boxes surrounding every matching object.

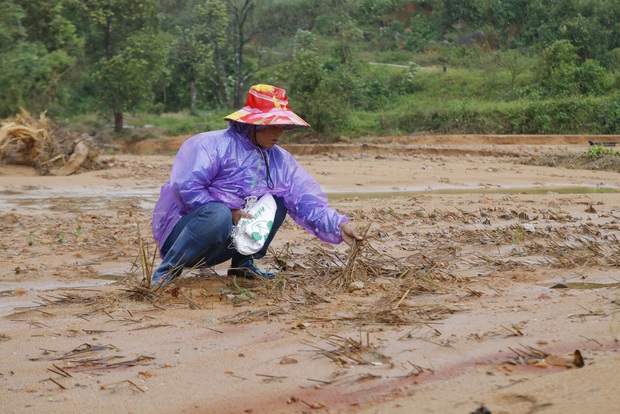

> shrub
[587,145,620,157]
[597,95,620,134]
[384,96,617,135]
[576,59,609,96]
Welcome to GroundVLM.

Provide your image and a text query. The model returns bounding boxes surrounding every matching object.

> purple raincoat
[152,123,348,255]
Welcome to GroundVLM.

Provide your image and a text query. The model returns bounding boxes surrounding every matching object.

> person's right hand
[339,222,364,246]
[231,209,253,225]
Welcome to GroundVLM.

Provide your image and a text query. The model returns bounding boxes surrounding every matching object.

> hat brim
[224,107,310,129]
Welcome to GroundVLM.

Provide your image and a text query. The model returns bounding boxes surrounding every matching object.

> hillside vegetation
[2,0,619,140]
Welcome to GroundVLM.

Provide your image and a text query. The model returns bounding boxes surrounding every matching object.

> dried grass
[306,334,392,368]
[220,307,287,324]
[0,108,98,175]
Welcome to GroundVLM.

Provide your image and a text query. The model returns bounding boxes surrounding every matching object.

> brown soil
[1,134,619,414]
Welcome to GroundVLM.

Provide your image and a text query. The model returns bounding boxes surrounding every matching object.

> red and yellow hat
[224,84,310,128]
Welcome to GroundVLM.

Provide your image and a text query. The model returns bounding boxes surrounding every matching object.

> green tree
[576,59,608,96]
[440,0,482,30]
[538,40,580,97]
[194,0,229,107]
[561,14,606,61]
[93,32,166,125]
[536,39,608,98]
[287,29,346,133]
[519,0,620,61]
[611,48,620,72]
[0,0,25,53]
[406,13,436,53]
[15,0,81,52]
[80,0,163,132]
[289,30,323,95]
[0,0,77,117]
[166,27,211,111]
[286,23,396,132]
[226,0,258,108]
[180,0,257,109]
[498,49,530,89]
[257,0,321,45]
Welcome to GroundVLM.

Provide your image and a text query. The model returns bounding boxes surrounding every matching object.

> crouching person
[151,84,363,286]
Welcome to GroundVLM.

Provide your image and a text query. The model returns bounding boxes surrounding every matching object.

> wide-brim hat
[224,84,310,129]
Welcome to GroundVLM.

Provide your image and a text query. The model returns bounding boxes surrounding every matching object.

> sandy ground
[1,134,620,414]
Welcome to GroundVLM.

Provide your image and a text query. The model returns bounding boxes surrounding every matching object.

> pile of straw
[0,108,90,175]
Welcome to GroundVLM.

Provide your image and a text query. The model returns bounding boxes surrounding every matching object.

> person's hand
[339,222,364,246]
[231,209,252,225]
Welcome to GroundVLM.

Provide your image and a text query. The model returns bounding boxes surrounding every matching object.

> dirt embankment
[121,134,620,155]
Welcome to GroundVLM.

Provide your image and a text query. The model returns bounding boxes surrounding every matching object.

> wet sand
[1,135,620,414]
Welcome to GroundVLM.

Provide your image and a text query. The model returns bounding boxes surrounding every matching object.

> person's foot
[227,259,276,280]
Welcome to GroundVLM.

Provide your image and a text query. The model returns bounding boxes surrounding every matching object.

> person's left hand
[339,222,364,246]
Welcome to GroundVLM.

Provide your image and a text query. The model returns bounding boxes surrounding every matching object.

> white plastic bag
[231,193,276,255]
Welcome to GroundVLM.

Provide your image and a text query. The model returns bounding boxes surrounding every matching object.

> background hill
[2,0,619,140]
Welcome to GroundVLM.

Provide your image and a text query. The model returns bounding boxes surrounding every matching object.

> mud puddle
[2,183,617,211]
[0,186,159,211]
[327,185,619,200]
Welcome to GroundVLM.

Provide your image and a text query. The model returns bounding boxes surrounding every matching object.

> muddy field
[1,134,620,414]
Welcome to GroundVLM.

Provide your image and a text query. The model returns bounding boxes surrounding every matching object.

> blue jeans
[152,196,287,284]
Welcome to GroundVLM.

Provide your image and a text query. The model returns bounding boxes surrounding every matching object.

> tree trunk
[114,110,123,133]
[233,28,245,108]
[211,43,228,107]
[190,80,197,111]
[228,0,254,109]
